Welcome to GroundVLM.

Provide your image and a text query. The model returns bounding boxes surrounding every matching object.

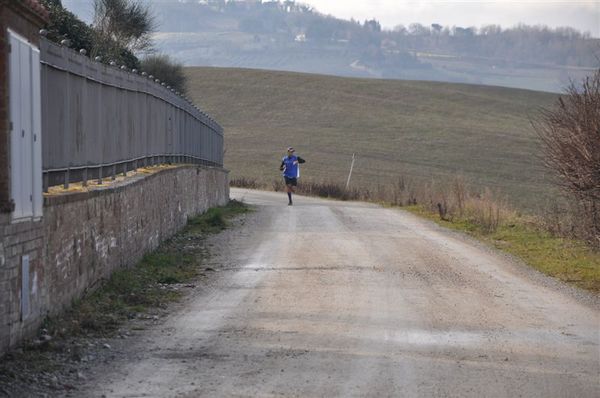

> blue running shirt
[281,155,305,178]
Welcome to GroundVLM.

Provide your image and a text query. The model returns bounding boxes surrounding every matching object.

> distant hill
[63,0,597,93]
[186,67,558,211]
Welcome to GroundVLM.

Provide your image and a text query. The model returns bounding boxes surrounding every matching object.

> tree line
[390,23,598,67]
[160,0,598,68]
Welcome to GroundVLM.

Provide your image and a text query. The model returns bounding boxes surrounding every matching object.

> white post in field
[345,153,356,190]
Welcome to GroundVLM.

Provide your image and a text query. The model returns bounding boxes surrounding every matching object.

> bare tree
[140,54,188,94]
[535,69,600,246]
[93,0,155,55]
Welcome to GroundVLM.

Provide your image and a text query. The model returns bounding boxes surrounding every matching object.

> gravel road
[81,189,599,397]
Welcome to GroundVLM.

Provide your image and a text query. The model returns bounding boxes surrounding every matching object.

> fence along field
[40,38,224,190]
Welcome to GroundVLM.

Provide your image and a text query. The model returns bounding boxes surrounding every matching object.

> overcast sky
[302,0,600,36]
[62,0,600,37]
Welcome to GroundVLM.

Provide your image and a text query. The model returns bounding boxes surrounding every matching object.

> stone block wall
[0,215,44,352]
[0,166,229,355]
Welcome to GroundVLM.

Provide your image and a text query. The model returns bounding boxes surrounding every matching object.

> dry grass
[187,67,558,212]
[232,174,511,234]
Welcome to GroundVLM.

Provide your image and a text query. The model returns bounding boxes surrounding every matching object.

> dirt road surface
[80,189,599,397]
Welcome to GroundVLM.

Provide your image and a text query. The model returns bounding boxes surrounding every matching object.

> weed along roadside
[405,206,600,293]
[0,200,251,397]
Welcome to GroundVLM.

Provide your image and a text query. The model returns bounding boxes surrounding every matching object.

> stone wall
[0,1,230,357]
[0,166,229,354]
[0,215,44,352]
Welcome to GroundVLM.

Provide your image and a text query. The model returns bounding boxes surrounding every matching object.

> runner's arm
[279,161,285,171]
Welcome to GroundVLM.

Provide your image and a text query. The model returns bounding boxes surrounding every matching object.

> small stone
[103,343,111,350]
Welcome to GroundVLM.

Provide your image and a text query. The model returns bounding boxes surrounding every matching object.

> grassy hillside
[186,67,558,211]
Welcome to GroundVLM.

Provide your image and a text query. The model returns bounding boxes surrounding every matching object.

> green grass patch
[406,205,600,292]
[186,199,249,234]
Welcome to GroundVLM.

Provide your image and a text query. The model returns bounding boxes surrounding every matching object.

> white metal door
[8,29,42,222]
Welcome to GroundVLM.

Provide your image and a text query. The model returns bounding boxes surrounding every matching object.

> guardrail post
[112,164,116,180]
[63,168,70,189]
[97,166,103,185]
[82,167,88,187]
[43,173,49,193]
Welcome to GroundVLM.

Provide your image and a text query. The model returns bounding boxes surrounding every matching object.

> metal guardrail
[43,154,222,189]
[39,38,224,190]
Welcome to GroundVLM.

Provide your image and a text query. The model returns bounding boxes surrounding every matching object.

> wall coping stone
[43,165,229,207]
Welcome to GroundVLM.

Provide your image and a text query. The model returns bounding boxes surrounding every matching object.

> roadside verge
[0,200,250,397]
[405,205,600,293]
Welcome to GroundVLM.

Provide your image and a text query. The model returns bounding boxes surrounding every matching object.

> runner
[279,147,306,205]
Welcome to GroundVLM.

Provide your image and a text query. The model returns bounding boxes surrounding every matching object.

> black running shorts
[284,177,298,186]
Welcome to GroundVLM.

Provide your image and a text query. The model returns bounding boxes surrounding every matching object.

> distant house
[381,38,398,51]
